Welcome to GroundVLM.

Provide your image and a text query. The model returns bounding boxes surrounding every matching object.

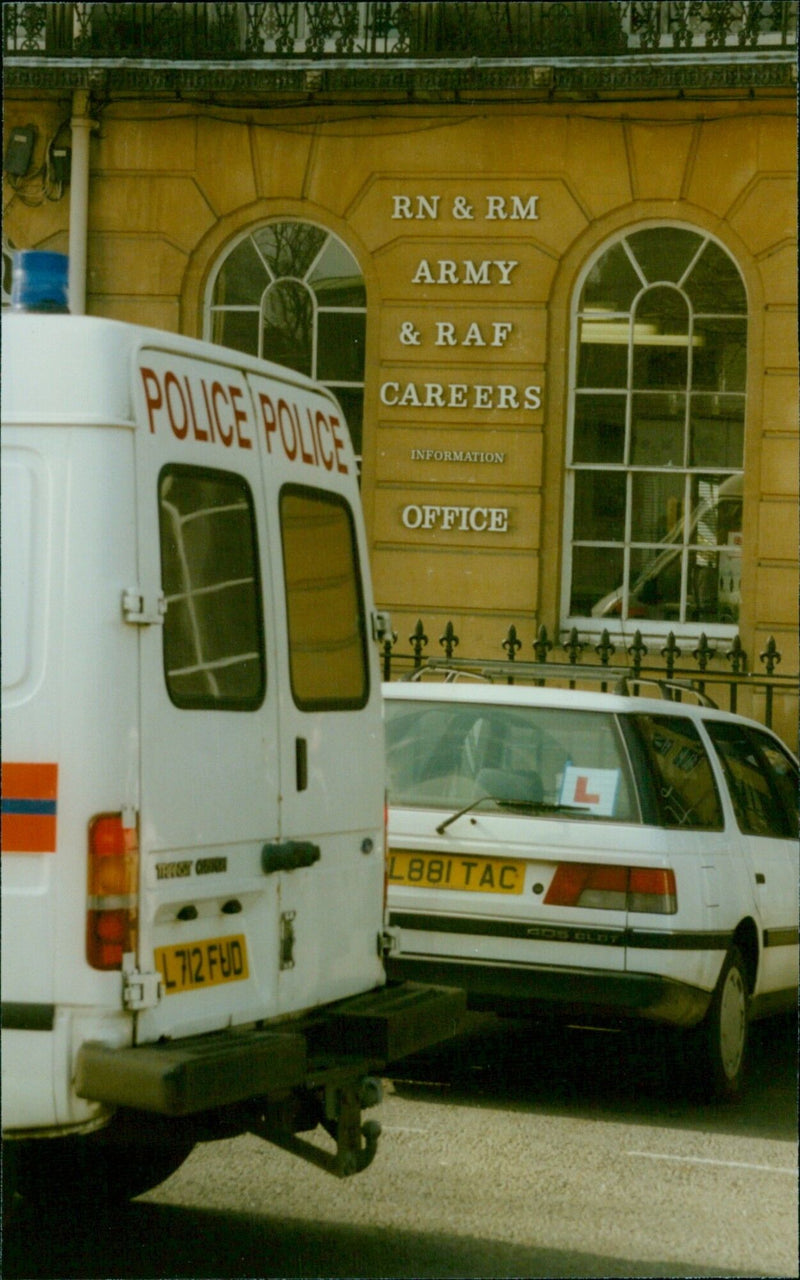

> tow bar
[249,1076,383,1178]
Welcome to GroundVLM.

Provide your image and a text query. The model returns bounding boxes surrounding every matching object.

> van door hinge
[122,955,163,1010]
[122,588,166,626]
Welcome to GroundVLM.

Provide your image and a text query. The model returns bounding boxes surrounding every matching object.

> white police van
[1,262,464,1205]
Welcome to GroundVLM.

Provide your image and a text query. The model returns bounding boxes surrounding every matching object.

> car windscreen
[384,698,640,822]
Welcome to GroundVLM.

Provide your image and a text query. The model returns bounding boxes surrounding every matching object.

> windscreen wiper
[435,795,588,834]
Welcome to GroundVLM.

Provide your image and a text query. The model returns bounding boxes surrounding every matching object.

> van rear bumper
[385,955,711,1028]
[74,981,466,1117]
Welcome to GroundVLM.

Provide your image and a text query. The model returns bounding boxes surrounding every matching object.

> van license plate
[387,851,525,894]
[154,934,249,995]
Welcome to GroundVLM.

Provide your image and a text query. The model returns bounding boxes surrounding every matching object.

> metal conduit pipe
[68,89,97,315]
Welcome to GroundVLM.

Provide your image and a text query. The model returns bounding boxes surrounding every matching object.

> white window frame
[561,222,747,644]
[204,219,366,463]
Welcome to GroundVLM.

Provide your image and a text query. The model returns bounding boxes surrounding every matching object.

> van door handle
[261,840,321,874]
[755,873,766,885]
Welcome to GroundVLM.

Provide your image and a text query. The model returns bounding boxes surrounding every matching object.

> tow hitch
[249,1076,383,1178]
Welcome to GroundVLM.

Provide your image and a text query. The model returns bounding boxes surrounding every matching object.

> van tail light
[87,813,139,970]
[544,863,677,915]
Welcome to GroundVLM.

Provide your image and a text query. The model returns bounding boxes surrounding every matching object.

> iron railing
[4,2,797,60]
[379,621,798,736]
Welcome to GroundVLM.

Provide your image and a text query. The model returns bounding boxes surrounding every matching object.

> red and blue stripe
[1,763,58,853]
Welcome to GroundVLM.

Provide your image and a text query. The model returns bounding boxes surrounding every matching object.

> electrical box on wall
[4,125,37,177]
[51,146,71,185]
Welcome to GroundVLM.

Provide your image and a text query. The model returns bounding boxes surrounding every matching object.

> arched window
[206,221,366,459]
[564,226,746,635]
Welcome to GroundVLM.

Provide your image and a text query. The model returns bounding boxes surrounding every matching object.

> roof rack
[405,657,628,685]
[402,659,718,705]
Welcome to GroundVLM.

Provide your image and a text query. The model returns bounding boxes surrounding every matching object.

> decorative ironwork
[379,620,798,734]
[4,2,796,61]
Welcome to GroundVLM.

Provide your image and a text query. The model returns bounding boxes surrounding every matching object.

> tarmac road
[5,1012,797,1279]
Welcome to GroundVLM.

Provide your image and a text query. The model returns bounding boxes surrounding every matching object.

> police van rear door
[248,373,386,1014]
[132,344,283,1044]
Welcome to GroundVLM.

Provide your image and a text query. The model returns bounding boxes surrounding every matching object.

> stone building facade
[4,2,797,739]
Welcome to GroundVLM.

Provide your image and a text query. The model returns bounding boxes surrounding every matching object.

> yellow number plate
[388,851,525,894]
[155,934,249,995]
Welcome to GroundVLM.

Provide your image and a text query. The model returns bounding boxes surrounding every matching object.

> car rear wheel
[689,945,749,1101]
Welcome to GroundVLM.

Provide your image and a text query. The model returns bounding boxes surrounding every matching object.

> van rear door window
[158,465,265,710]
[280,485,368,710]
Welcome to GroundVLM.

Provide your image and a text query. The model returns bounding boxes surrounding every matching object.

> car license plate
[154,934,249,995]
[387,851,525,894]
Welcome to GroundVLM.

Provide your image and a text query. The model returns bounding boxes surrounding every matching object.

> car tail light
[628,866,677,914]
[544,863,676,914]
[87,813,138,970]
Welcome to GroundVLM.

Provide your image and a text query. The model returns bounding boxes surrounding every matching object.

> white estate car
[383,681,799,1099]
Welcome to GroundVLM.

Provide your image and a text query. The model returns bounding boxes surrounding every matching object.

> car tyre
[689,944,750,1102]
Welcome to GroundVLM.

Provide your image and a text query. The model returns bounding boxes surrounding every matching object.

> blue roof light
[12,250,70,313]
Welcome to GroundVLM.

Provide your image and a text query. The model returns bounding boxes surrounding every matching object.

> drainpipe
[68,88,97,315]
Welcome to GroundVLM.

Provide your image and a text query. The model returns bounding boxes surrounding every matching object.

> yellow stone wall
[4,95,797,738]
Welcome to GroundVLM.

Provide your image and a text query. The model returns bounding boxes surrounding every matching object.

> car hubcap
[719,965,746,1080]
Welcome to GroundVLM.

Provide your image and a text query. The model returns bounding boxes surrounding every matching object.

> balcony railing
[4,2,797,61]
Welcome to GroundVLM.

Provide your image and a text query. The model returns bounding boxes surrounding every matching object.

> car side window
[705,720,799,838]
[628,714,724,830]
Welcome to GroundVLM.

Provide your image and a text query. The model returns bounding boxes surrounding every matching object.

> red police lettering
[259,392,277,452]
[314,408,335,470]
[330,414,349,474]
[229,385,252,450]
[183,376,208,442]
[278,399,298,459]
[164,371,189,439]
[211,381,233,446]
[140,367,162,433]
[296,404,317,466]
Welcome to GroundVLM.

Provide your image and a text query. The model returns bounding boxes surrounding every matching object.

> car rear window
[385,699,640,822]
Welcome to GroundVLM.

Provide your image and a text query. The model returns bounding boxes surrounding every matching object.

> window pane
[213,238,268,306]
[706,721,797,837]
[628,545,683,620]
[253,222,326,278]
[631,393,685,465]
[689,395,744,467]
[685,242,746,314]
[262,281,313,376]
[573,395,626,463]
[577,317,628,388]
[211,309,259,357]
[692,318,747,391]
[630,472,684,543]
[329,387,363,458]
[317,311,366,383]
[570,546,624,617]
[582,242,641,311]
[280,487,368,710]
[309,238,366,306]
[626,228,703,284]
[574,470,625,540]
[633,288,690,389]
[685,474,742,622]
[159,467,265,710]
[629,714,723,830]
